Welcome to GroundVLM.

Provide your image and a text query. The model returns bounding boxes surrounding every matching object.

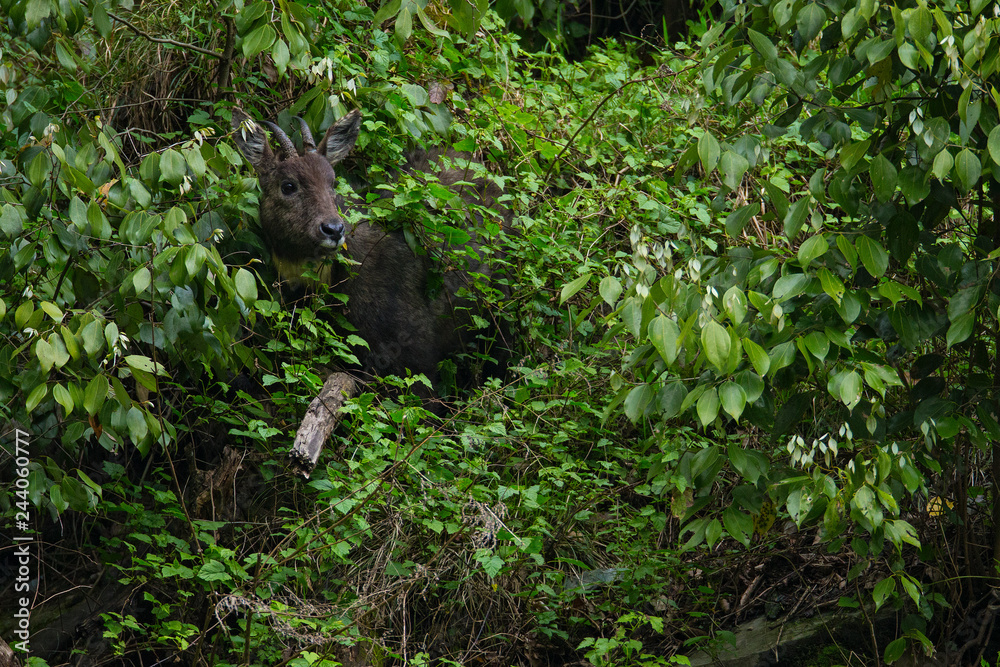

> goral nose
[320,220,345,247]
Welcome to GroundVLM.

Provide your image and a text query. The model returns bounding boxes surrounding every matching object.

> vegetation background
[3,0,1000,664]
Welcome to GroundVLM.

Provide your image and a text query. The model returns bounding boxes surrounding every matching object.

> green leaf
[768,341,797,375]
[60,327,80,360]
[747,28,777,61]
[898,165,930,205]
[701,320,731,372]
[841,7,862,38]
[988,126,1000,166]
[797,233,828,268]
[53,383,74,415]
[40,301,63,321]
[649,315,680,364]
[818,267,845,304]
[242,23,277,58]
[719,150,749,190]
[865,40,894,64]
[401,83,430,107]
[60,476,94,511]
[931,148,953,180]
[81,319,104,356]
[48,334,69,368]
[84,374,109,415]
[856,235,888,278]
[764,179,790,218]
[0,204,26,238]
[838,371,863,410]
[160,149,187,186]
[772,273,809,301]
[946,312,974,347]
[373,0,402,24]
[955,148,981,191]
[88,202,111,239]
[696,387,720,427]
[125,354,166,376]
[869,154,897,202]
[560,272,592,304]
[55,39,77,70]
[510,0,534,21]
[783,197,809,240]
[705,518,723,548]
[624,384,654,422]
[719,381,747,421]
[132,267,151,295]
[185,147,206,178]
[27,152,50,189]
[723,506,753,547]
[50,484,67,513]
[898,42,920,70]
[68,197,88,231]
[35,338,55,373]
[185,243,208,277]
[235,1,267,31]
[621,296,643,336]
[723,286,747,324]
[416,8,450,37]
[948,285,980,321]
[725,204,755,236]
[742,338,771,376]
[26,0,52,28]
[26,383,48,413]
[272,39,289,76]
[234,268,258,303]
[698,132,720,172]
[599,276,622,306]
[836,234,857,269]
[126,406,148,443]
[873,576,896,611]
[908,6,932,43]
[899,574,921,605]
[658,381,688,419]
[395,6,412,41]
[796,3,825,43]
[447,0,487,37]
[803,331,829,361]
[839,139,870,172]
[884,638,905,664]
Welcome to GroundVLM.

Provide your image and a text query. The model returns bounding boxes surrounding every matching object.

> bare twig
[108,11,221,59]
[542,67,673,184]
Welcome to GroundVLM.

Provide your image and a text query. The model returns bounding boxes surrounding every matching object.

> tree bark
[288,372,357,477]
[989,176,1000,570]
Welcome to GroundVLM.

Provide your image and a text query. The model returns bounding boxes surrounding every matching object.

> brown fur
[231,108,510,388]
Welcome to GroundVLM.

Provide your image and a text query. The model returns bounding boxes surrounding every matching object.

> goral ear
[231,108,276,173]
[318,110,362,167]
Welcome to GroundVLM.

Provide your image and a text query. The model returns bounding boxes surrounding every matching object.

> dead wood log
[289,372,357,476]
[0,637,21,667]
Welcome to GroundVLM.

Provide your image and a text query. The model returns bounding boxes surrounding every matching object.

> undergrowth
[3,0,975,664]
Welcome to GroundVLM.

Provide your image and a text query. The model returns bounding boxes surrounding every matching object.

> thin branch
[108,11,221,59]
[215,14,236,94]
[542,68,672,183]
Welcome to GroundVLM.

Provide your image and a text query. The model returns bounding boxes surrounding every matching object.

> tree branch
[108,11,221,59]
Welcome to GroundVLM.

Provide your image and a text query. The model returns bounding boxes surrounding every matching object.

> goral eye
[280,180,297,195]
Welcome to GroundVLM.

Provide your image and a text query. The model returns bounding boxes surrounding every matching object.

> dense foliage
[2,0,1000,664]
